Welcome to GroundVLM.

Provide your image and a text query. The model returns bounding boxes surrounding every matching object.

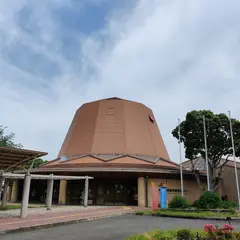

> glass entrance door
[66,179,137,206]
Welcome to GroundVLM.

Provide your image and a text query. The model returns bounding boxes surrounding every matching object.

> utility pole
[203,115,210,191]
[228,111,240,212]
[178,118,184,197]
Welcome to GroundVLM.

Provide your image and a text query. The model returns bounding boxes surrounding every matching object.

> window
[149,115,154,123]
[60,156,68,161]
[106,108,115,115]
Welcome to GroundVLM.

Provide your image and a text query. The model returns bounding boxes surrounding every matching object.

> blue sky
[1,0,240,161]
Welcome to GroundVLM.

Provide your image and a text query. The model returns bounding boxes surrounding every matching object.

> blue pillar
[160,187,167,209]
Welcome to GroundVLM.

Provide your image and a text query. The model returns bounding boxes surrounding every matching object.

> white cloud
[1,0,240,161]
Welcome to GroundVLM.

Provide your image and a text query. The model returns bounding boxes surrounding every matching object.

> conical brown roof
[41,97,179,171]
[58,97,170,161]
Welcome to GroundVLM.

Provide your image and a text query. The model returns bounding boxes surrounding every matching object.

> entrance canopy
[0,147,47,171]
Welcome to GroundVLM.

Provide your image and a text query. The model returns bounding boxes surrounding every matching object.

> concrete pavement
[0,206,137,234]
[0,205,111,218]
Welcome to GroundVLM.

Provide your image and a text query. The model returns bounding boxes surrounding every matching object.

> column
[145,177,149,207]
[84,177,89,207]
[0,176,4,202]
[46,174,54,210]
[1,179,9,209]
[20,173,31,218]
[10,180,19,203]
[7,180,13,202]
[137,177,145,207]
[58,180,67,205]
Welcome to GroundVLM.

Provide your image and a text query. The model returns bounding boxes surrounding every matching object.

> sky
[1,0,240,162]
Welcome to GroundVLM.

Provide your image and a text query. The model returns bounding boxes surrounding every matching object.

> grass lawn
[0,203,22,210]
[136,209,239,218]
[0,203,44,211]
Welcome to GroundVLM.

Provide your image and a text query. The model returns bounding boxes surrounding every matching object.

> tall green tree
[24,158,48,169]
[0,125,47,169]
[0,125,22,148]
[172,110,240,192]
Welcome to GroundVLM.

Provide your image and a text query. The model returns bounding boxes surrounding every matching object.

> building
[183,157,240,202]
[14,97,205,207]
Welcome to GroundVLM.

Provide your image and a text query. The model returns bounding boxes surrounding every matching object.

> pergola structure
[0,146,47,171]
[0,146,48,202]
[0,147,93,218]
[1,172,93,218]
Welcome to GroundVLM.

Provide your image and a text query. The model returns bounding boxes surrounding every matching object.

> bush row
[168,191,238,210]
[127,226,240,240]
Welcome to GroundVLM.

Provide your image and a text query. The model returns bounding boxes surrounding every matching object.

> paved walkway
[0,206,139,234]
[0,205,110,218]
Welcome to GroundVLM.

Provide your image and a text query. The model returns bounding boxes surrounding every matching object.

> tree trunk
[192,169,204,193]
[213,178,222,192]
[208,164,213,192]
[210,164,219,192]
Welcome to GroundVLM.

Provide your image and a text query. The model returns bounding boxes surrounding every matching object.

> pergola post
[1,179,9,209]
[7,180,13,202]
[46,174,54,210]
[84,176,89,207]
[0,172,93,215]
[20,173,31,218]
[10,180,19,202]
[0,175,4,201]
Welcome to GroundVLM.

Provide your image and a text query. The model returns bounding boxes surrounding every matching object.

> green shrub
[196,191,221,209]
[176,229,193,240]
[220,200,238,209]
[192,199,199,208]
[233,232,240,240]
[169,195,190,209]
[126,234,149,240]
[126,229,239,240]
[149,230,176,240]
[192,230,208,240]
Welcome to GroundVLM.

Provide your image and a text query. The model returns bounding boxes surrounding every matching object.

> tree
[0,125,22,148]
[24,158,48,169]
[0,125,47,169]
[172,110,240,192]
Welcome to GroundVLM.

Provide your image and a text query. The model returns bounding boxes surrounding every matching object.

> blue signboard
[160,187,167,209]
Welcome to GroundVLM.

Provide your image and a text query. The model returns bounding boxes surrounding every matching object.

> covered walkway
[1,173,93,218]
[0,147,48,212]
[0,147,93,218]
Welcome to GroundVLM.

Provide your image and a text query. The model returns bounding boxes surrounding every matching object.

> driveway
[1,215,239,240]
